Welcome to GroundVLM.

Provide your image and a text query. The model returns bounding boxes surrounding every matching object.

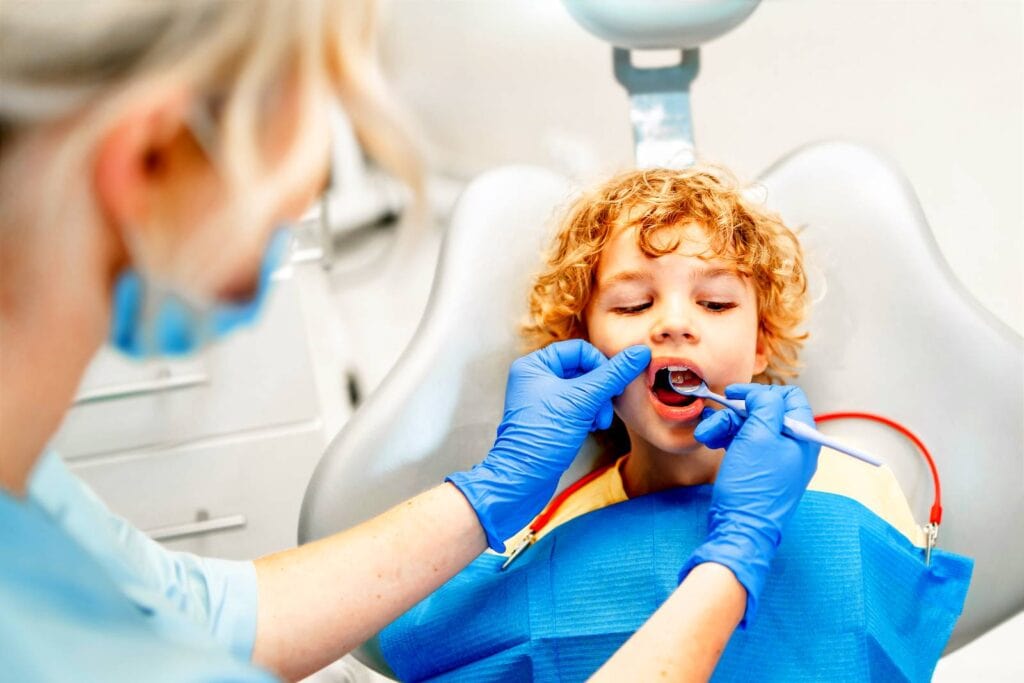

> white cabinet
[71,425,325,559]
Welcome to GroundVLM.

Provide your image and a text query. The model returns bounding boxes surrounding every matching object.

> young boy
[514,165,924,548]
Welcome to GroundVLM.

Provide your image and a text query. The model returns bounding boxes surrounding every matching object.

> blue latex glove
[447,340,651,551]
[682,384,821,626]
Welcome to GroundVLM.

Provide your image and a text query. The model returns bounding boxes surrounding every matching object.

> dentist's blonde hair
[0,0,419,288]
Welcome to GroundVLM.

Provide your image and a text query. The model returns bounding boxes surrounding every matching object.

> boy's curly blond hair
[522,165,808,384]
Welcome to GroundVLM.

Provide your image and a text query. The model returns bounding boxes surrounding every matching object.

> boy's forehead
[593,221,753,290]
[605,222,713,264]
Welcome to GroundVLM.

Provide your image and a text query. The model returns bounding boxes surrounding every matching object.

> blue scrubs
[0,451,276,681]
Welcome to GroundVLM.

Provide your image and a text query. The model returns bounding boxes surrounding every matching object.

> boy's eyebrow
[692,266,742,282]
[597,266,743,289]
[598,270,651,288]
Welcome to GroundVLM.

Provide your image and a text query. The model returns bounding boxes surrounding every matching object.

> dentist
[0,2,818,681]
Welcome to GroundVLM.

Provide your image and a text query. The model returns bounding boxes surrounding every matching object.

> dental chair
[301,0,1024,675]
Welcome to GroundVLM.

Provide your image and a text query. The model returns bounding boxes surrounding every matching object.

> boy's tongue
[653,385,695,407]
[652,367,700,407]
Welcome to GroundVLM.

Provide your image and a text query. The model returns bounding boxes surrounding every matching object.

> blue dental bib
[380,487,972,682]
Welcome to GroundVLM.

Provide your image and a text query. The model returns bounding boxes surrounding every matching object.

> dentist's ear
[92,83,207,252]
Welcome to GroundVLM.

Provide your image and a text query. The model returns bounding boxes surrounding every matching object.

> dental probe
[668,372,884,467]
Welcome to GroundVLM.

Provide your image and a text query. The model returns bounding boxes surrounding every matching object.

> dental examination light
[563,0,760,168]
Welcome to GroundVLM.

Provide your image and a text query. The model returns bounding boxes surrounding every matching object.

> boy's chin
[642,425,704,455]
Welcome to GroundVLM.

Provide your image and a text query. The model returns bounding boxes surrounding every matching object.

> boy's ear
[753,334,769,376]
[92,84,195,238]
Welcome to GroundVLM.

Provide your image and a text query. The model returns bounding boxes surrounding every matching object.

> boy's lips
[646,356,706,423]
[647,392,704,422]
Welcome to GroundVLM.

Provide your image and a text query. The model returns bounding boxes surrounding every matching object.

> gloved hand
[682,384,821,625]
[447,340,651,551]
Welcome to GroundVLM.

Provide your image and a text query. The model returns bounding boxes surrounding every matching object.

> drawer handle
[74,371,209,405]
[146,513,247,541]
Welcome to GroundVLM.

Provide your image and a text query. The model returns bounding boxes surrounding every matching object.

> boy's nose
[650,310,699,344]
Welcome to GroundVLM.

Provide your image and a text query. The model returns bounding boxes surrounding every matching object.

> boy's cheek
[586,334,628,361]
[706,357,759,392]
[588,328,648,360]
[584,311,647,355]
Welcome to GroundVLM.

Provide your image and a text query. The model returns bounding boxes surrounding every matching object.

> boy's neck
[620,439,723,498]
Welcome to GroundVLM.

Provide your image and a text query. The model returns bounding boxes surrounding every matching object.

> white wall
[379,0,1023,336]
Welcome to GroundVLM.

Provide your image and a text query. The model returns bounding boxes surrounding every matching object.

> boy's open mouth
[651,367,702,407]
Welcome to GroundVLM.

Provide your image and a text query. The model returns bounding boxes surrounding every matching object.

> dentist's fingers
[725,383,816,428]
[535,339,610,379]
[740,387,786,435]
[723,383,765,400]
[694,408,742,449]
[777,385,816,427]
[594,401,616,431]
[576,345,651,401]
[773,386,820,480]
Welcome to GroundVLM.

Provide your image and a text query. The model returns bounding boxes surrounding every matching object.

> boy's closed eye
[611,301,653,314]
[700,300,738,313]
[609,300,738,315]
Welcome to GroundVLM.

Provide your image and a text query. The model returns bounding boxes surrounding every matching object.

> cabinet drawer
[52,275,319,459]
[70,425,326,560]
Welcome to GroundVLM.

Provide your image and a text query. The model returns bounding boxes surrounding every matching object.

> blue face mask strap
[109,228,293,358]
[154,296,199,355]
[208,227,292,335]
[110,270,146,357]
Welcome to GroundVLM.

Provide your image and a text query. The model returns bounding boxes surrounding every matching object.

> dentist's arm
[590,563,746,682]
[590,385,821,682]
[252,483,484,681]
[252,341,651,681]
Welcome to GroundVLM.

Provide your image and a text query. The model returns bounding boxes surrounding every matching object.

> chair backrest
[300,145,1023,667]
[758,142,1023,651]
[299,165,586,536]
